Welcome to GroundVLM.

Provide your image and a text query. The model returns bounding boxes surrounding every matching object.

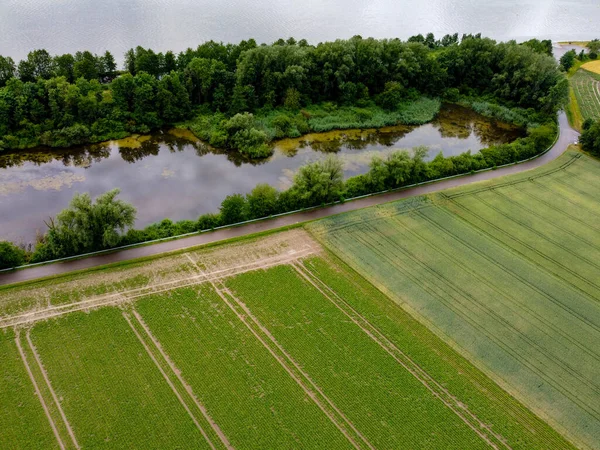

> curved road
[0,112,578,286]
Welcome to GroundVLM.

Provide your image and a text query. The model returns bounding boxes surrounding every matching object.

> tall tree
[0,56,16,87]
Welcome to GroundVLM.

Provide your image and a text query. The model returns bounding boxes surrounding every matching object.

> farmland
[582,60,600,75]
[571,68,600,122]
[309,150,600,449]
[0,226,575,449]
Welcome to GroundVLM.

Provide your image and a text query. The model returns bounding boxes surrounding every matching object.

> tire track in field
[350,225,600,423]
[0,249,316,329]
[369,218,600,401]
[489,188,600,253]
[445,194,600,304]
[184,254,374,450]
[516,185,600,234]
[291,262,509,450]
[14,331,66,450]
[341,229,597,448]
[122,312,230,450]
[25,330,80,449]
[414,209,600,363]
[320,233,562,448]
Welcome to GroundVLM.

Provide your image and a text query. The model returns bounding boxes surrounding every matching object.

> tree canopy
[0,34,567,153]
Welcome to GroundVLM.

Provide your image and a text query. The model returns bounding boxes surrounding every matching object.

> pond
[0,104,524,244]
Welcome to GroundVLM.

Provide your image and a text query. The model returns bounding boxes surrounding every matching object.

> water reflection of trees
[0,107,525,170]
[0,145,111,169]
[432,104,525,146]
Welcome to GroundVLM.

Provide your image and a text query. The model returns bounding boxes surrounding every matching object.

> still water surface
[0,0,598,62]
[0,105,523,244]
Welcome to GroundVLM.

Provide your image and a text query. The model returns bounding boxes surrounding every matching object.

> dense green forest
[0,35,565,157]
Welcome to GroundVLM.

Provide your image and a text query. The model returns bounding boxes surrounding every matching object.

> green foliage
[290,155,344,207]
[560,50,577,71]
[0,35,565,155]
[521,38,553,56]
[33,189,136,260]
[580,119,600,156]
[377,81,405,110]
[224,112,271,158]
[246,184,279,218]
[0,241,26,269]
[220,193,248,225]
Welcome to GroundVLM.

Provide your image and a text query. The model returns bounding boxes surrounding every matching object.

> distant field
[582,60,600,75]
[571,69,600,122]
[309,150,600,449]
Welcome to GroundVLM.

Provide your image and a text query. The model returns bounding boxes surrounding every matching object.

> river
[0,104,523,244]
[0,0,598,62]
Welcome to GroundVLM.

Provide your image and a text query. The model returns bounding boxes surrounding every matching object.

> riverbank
[0,111,574,284]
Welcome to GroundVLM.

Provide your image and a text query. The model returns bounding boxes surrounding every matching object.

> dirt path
[15,331,66,450]
[0,113,577,287]
[122,312,228,450]
[0,245,317,329]
[184,254,374,450]
[293,262,510,450]
[25,330,80,449]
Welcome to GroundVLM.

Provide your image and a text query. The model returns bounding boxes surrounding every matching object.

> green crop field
[309,150,600,449]
[572,69,600,121]
[1,153,598,449]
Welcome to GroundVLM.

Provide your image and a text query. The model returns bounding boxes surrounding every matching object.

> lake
[0,0,598,63]
[0,104,523,244]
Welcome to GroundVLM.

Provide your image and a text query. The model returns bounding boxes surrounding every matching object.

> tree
[101,51,117,80]
[0,56,16,87]
[246,184,279,218]
[580,119,600,156]
[157,71,191,122]
[18,49,54,81]
[54,53,75,82]
[220,194,247,224]
[559,50,576,71]
[38,189,136,258]
[587,39,600,54]
[522,39,553,56]
[291,155,344,206]
[377,81,404,110]
[0,241,26,269]
[73,51,100,80]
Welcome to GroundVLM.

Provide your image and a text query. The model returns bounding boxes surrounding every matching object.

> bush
[197,213,222,230]
[220,194,248,225]
[0,241,26,269]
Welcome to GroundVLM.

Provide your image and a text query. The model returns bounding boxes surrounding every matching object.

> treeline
[0,113,556,269]
[0,35,566,155]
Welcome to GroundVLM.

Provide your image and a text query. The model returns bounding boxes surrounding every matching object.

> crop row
[27,308,211,449]
[224,265,492,449]
[135,284,352,449]
[297,256,574,449]
[572,70,600,121]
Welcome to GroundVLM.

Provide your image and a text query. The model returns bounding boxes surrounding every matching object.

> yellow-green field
[310,150,600,449]
[582,60,600,75]
[1,151,599,449]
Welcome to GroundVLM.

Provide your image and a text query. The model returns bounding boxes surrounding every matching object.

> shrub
[0,241,26,269]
